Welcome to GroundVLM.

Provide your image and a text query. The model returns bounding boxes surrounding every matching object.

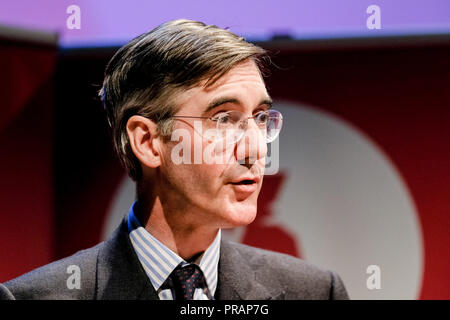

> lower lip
[230,183,258,195]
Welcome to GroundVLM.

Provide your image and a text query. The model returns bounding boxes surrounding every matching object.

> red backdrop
[1,35,449,299]
[0,37,56,281]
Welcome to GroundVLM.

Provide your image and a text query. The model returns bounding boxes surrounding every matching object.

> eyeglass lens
[215,110,282,143]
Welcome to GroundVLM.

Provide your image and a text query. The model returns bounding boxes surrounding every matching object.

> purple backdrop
[0,0,449,47]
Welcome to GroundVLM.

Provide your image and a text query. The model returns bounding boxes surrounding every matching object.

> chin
[220,201,258,228]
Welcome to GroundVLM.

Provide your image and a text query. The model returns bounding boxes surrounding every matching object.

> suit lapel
[216,239,285,300]
[95,219,159,300]
[95,221,285,300]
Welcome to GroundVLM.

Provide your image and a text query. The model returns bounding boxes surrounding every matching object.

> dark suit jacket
[2,220,349,300]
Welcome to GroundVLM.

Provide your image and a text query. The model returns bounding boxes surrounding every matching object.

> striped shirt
[126,202,221,300]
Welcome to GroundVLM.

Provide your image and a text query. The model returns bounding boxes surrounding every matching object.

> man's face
[159,59,270,229]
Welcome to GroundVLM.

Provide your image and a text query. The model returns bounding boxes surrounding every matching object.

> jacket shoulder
[4,242,104,300]
[226,241,349,300]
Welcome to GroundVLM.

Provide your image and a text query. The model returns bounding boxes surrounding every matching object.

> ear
[126,115,162,169]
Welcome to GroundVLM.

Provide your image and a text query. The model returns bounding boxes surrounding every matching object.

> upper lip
[230,175,261,184]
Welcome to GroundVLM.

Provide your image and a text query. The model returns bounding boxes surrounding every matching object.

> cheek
[163,146,227,192]
[162,134,236,201]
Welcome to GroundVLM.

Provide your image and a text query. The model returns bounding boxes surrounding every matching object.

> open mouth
[229,177,259,196]
[231,179,257,185]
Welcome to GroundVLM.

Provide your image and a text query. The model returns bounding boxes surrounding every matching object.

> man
[2,19,348,300]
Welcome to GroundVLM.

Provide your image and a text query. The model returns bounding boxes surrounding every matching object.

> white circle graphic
[270,101,423,299]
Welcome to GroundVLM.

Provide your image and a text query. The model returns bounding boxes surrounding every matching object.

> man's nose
[235,119,267,165]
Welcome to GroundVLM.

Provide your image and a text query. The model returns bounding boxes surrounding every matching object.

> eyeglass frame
[169,109,283,144]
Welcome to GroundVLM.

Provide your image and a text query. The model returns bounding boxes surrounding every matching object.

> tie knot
[172,264,206,300]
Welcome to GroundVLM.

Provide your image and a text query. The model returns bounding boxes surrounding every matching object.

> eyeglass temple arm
[171,115,211,119]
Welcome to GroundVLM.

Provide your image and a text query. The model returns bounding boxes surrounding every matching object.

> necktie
[172,264,207,300]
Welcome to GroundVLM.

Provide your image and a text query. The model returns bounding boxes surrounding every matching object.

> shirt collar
[127,202,221,296]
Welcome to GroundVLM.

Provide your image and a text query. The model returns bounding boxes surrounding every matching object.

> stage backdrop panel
[0,27,57,282]
[1,34,449,299]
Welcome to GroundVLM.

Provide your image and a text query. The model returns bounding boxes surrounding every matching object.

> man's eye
[256,111,269,123]
[212,112,230,123]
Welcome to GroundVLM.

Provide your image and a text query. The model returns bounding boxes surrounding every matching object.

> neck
[135,186,219,261]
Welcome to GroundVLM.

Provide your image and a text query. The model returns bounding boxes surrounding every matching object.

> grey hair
[99,19,268,181]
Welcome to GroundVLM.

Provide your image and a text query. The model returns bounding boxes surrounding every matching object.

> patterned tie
[172,264,207,300]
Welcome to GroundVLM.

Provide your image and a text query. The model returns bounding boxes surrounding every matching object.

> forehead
[174,59,269,113]
[204,59,266,91]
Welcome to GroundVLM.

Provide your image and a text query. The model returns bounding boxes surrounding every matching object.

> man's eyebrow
[204,96,273,113]
[204,97,240,113]
[261,98,273,109]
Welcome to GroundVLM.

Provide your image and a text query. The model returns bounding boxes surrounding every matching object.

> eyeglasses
[171,109,283,144]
